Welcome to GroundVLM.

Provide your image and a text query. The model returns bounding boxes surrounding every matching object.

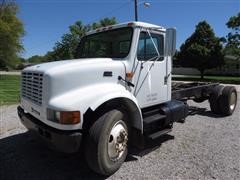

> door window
[137,32,164,61]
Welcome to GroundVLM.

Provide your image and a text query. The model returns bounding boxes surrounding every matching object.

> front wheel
[85,109,129,176]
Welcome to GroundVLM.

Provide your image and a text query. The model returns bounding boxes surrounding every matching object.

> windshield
[76,27,133,59]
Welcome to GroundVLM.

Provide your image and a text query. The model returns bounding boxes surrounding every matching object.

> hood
[24,58,114,73]
[22,58,126,103]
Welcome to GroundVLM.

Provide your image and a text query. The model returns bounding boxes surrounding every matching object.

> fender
[48,83,143,131]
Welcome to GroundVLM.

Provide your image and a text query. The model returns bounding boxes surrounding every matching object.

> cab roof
[86,21,166,36]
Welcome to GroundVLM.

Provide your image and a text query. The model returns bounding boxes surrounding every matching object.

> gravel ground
[0,105,26,138]
[0,89,239,179]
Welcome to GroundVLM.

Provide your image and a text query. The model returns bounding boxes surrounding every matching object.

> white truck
[18,21,237,175]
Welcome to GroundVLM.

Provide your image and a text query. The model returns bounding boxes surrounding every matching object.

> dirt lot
[0,88,239,179]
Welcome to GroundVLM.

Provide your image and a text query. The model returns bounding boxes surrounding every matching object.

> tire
[85,109,129,176]
[209,85,224,114]
[219,86,237,116]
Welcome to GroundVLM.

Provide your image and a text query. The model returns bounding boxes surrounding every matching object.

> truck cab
[18,21,237,176]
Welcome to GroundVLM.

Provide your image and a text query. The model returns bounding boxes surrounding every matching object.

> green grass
[172,75,240,84]
[0,75,20,105]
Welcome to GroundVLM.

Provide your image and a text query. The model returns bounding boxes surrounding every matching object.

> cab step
[142,108,160,117]
[143,114,166,126]
[147,128,172,140]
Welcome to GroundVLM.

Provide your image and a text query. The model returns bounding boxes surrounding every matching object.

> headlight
[47,109,80,124]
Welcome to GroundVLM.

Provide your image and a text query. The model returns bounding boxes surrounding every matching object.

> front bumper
[17,106,82,153]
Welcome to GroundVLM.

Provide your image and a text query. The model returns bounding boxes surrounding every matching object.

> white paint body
[20,22,175,132]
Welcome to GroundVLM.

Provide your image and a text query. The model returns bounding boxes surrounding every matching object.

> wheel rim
[108,120,128,161]
[230,92,237,111]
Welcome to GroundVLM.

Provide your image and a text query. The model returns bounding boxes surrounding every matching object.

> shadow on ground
[188,106,223,118]
[128,134,174,158]
[0,132,101,180]
[0,132,174,180]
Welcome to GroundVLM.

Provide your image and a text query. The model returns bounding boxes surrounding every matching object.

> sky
[16,0,240,59]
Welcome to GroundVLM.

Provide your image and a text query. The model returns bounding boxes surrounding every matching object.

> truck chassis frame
[172,82,219,101]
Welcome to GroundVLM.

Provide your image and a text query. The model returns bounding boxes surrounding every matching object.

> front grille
[21,71,43,105]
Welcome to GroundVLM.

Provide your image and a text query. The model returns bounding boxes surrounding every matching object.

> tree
[51,21,89,60]
[0,0,24,69]
[223,13,240,59]
[173,50,181,67]
[50,17,117,61]
[27,55,45,63]
[28,17,118,63]
[92,17,117,30]
[177,21,224,79]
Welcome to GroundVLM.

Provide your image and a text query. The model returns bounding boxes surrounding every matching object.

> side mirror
[165,28,176,56]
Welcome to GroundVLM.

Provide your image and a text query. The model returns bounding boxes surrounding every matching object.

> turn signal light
[59,111,80,124]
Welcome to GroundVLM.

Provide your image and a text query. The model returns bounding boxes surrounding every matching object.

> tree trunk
[200,69,204,79]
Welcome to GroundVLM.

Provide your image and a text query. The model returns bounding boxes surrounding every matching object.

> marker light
[126,72,134,78]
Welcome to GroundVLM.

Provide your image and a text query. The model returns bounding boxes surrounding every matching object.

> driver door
[132,31,168,108]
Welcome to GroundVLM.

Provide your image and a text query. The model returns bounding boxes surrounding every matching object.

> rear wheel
[85,109,128,176]
[219,86,237,116]
[209,85,224,114]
